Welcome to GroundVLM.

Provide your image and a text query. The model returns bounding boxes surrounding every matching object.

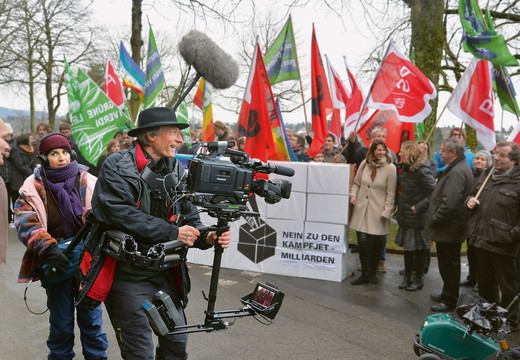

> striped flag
[143,25,165,108]
[193,78,215,142]
[119,42,145,94]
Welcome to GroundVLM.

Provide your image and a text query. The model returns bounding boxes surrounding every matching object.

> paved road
[0,227,510,359]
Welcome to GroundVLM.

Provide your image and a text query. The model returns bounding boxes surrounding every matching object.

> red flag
[307,25,333,158]
[325,55,348,139]
[343,58,369,137]
[358,109,415,155]
[447,58,495,150]
[236,43,277,162]
[104,58,125,110]
[508,121,520,146]
[367,42,437,123]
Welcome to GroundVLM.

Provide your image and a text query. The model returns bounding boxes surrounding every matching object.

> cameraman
[82,107,231,360]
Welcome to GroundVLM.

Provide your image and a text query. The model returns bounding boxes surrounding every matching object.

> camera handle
[204,217,230,328]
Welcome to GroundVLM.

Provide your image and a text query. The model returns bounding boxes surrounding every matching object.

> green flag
[64,63,130,165]
[264,17,300,84]
[143,25,165,108]
[492,65,520,116]
[458,0,518,66]
[176,100,191,147]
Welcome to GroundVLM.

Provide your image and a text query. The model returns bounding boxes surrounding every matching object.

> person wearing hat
[78,107,231,359]
[14,133,108,359]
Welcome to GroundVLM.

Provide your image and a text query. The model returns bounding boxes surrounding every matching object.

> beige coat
[349,160,397,236]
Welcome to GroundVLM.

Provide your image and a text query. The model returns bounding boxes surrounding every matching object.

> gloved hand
[43,244,70,274]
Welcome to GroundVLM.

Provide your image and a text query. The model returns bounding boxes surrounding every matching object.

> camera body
[186,141,293,208]
[187,155,253,205]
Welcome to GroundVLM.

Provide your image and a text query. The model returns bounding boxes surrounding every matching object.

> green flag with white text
[143,25,165,108]
[264,17,300,84]
[64,64,131,165]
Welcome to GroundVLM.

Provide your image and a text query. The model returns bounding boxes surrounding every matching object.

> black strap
[63,212,93,257]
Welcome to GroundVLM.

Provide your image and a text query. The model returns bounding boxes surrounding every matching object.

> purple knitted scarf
[40,161,83,238]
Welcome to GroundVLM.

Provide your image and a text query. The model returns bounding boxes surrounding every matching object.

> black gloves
[43,244,70,274]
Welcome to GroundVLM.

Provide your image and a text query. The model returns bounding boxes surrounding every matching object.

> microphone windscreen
[179,30,240,89]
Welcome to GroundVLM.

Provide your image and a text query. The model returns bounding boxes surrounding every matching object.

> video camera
[186,141,293,211]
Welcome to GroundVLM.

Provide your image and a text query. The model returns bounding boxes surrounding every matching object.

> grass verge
[348,222,468,256]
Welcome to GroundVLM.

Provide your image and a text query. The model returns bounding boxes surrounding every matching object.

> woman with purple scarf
[14,133,108,360]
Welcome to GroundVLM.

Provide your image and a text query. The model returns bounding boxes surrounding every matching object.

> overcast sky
[1,0,518,131]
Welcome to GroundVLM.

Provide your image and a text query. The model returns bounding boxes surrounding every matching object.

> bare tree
[0,0,19,85]
[1,0,100,130]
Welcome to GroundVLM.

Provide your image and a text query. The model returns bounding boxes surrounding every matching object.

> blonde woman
[395,141,436,291]
[213,120,232,141]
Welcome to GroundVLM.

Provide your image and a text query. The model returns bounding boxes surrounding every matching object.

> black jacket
[468,166,520,257]
[396,161,436,229]
[424,154,473,244]
[81,145,211,305]
[8,145,37,192]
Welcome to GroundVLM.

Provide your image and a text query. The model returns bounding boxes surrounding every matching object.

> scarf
[367,157,388,181]
[40,161,83,238]
[492,167,513,182]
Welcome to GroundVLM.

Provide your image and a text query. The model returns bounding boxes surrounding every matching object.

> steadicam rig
[141,141,292,335]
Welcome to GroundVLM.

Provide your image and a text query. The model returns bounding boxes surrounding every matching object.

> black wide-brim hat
[128,107,189,137]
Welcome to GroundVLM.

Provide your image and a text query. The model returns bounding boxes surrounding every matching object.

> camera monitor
[244,282,284,320]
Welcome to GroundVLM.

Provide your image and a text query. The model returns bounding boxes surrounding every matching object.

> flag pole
[474,168,495,200]
[351,42,394,134]
[291,15,310,135]
[497,66,520,123]
[424,103,448,143]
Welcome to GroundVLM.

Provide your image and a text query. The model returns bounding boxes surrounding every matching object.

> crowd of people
[3,112,520,358]
[279,124,520,330]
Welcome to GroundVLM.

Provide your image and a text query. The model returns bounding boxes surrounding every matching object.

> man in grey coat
[425,137,473,312]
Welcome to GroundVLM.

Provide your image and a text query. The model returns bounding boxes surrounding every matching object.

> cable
[24,280,48,315]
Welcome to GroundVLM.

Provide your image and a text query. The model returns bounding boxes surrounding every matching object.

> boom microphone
[179,30,240,89]
[173,30,240,111]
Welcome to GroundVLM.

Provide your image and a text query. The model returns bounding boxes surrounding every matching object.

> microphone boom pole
[172,73,202,112]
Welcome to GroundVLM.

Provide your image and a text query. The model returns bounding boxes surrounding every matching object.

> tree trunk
[407,0,445,147]
[129,0,143,122]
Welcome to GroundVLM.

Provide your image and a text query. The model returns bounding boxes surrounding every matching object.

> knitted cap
[38,133,71,155]
[475,149,493,167]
